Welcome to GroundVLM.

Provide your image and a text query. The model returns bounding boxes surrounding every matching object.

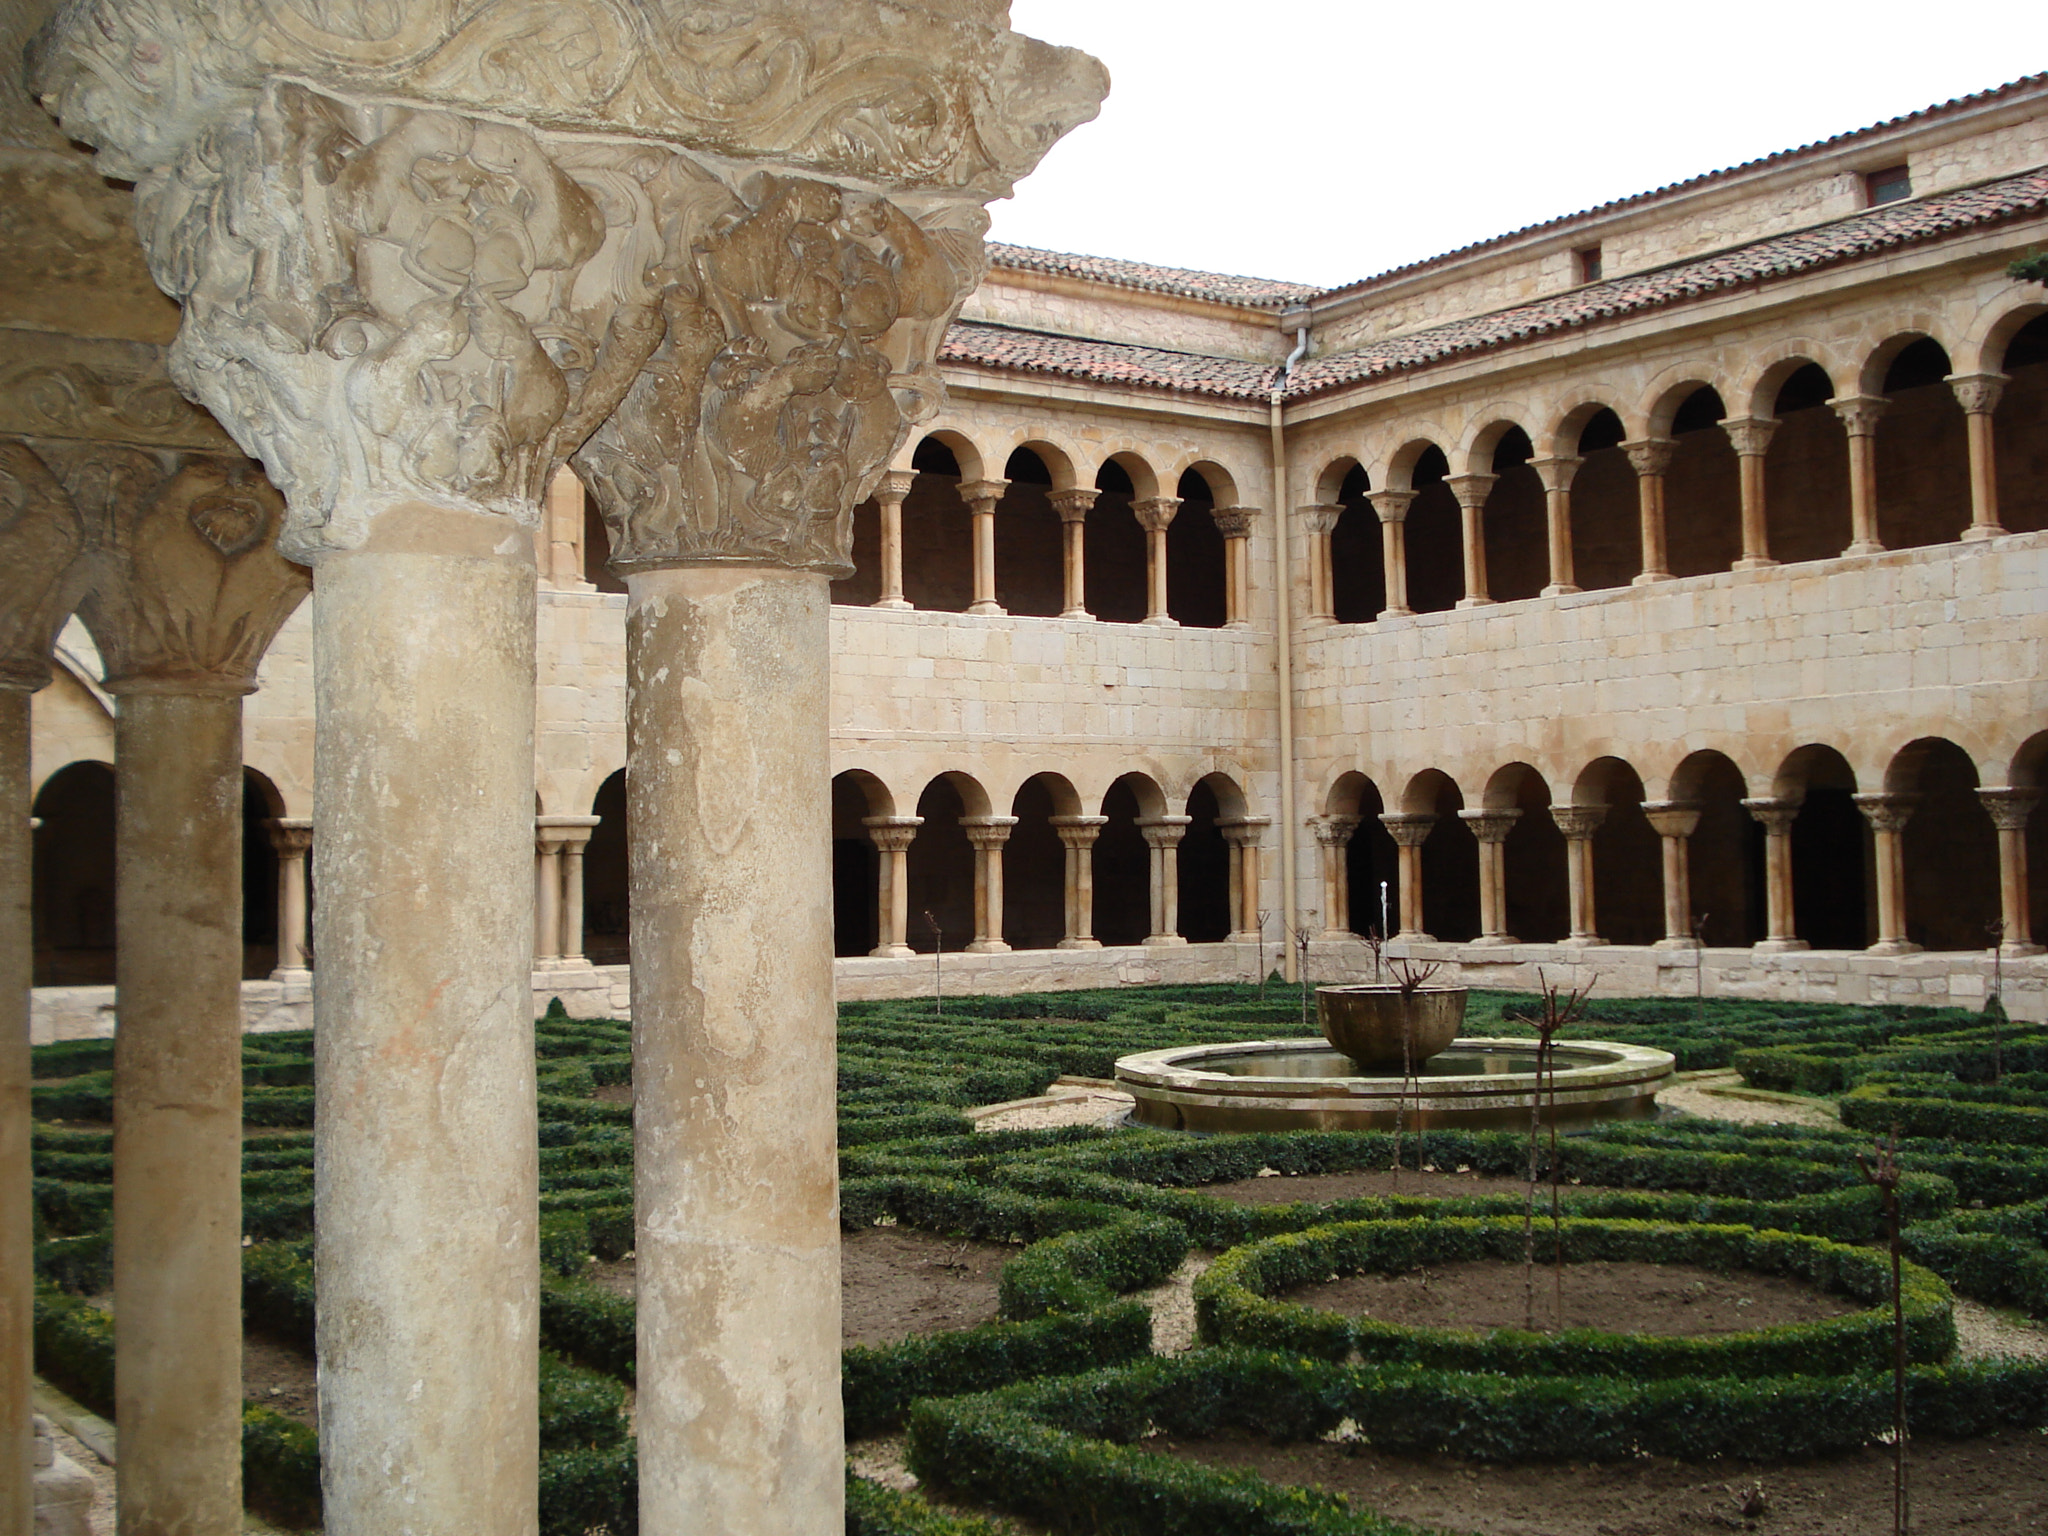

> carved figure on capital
[0,439,91,688]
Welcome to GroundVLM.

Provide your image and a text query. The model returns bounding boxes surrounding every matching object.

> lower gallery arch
[907,774,979,952]
[1177,776,1234,943]
[2017,729,2048,948]
[1405,770,1479,943]
[31,760,116,986]
[1575,757,1661,947]
[1487,763,1566,943]
[1670,750,1764,947]
[583,769,629,965]
[831,772,885,957]
[1336,774,1397,937]
[239,766,284,980]
[1777,745,1869,950]
[1005,773,1074,950]
[1094,772,1163,946]
[1890,738,1999,951]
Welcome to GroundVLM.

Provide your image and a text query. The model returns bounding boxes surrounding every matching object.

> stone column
[1949,373,2010,541]
[1300,503,1341,624]
[1212,506,1258,626]
[961,815,1018,954]
[554,816,601,967]
[1445,473,1496,607]
[1313,815,1361,938]
[1049,489,1097,618]
[1622,438,1676,584]
[1979,789,2044,956]
[1855,793,1920,954]
[1460,810,1521,945]
[265,818,314,977]
[1743,798,1806,952]
[1219,816,1270,941]
[540,465,594,591]
[1137,814,1192,944]
[872,469,917,609]
[1051,814,1106,948]
[1641,801,1704,948]
[534,824,568,968]
[1368,490,1416,617]
[1133,496,1183,624]
[1380,812,1436,939]
[863,816,922,958]
[1551,805,1608,944]
[1830,396,1888,555]
[1722,417,1779,569]
[0,439,89,1536]
[1529,456,1582,596]
[957,478,1010,616]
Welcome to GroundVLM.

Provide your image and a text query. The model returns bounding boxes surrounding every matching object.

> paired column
[1050,814,1107,948]
[1219,816,1270,942]
[1550,805,1607,944]
[1380,812,1436,940]
[1367,490,1415,617]
[1949,373,2010,540]
[958,478,1010,616]
[961,815,1018,953]
[1641,801,1704,947]
[266,817,314,978]
[1979,790,2044,956]
[1301,503,1341,625]
[1855,793,1920,954]
[1830,396,1888,555]
[1622,438,1676,583]
[1529,456,1581,596]
[863,816,921,957]
[538,465,593,590]
[1048,489,1097,619]
[1313,815,1361,938]
[1133,496,1182,624]
[871,470,917,609]
[1743,798,1806,951]
[1212,507,1258,626]
[1445,473,1496,607]
[1722,417,1779,569]
[1137,814,1192,944]
[535,815,601,968]
[1460,809,1520,945]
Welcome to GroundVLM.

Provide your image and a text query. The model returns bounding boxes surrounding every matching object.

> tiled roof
[986,243,1322,308]
[939,321,1275,399]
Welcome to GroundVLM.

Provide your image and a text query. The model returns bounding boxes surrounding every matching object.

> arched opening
[1085,457,1149,624]
[31,760,116,986]
[1662,386,1741,577]
[1995,313,2048,535]
[1889,739,1999,952]
[907,774,979,952]
[833,495,882,605]
[1005,774,1074,950]
[1486,764,1566,943]
[1776,746,1868,951]
[902,435,976,612]
[1875,337,1970,550]
[1574,758,1662,947]
[994,447,1066,618]
[831,772,885,957]
[1404,446,1461,615]
[1763,363,1851,564]
[2015,730,2048,949]
[1568,408,1636,591]
[1480,426,1546,603]
[1331,773,1397,937]
[1167,468,1229,628]
[582,494,626,594]
[1328,463,1385,623]
[1178,778,1232,942]
[1094,773,1163,946]
[240,768,282,980]
[1406,771,1479,943]
[1670,750,1763,947]
[583,770,629,965]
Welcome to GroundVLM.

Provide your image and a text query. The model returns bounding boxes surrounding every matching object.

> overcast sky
[992,1,2043,290]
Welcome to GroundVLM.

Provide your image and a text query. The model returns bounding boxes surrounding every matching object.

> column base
[1454,596,1495,610]
[269,965,312,983]
[967,601,1007,617]
[1731,557,1779,572]
[1394,929,1434,942]
[1561,934,1609,948]
[1651,937,1700,951]
[871,597,913,610]
[1141,615,1180,627]
[963,939,1011,954]
[1866,939,1923,957]
[869,944,916,959]
[1377,607,1413,620]
[547,956,596,971]
[1540,583,1581,598]
[1468,934,1518,948]
[1060,607,1095,621]
[1226,930,1261,944]
[2001,941,2046,958]
[1224,619,1253,631]
[1962,523,2008,542]
[1302,614,1335,628]
[1842,540,1885,557]
[1055,937,1102,950]
[1631,570,1674,586]
[1142,934,1188,947]
[1753,938,1808,954]
[1314,929,1353,943]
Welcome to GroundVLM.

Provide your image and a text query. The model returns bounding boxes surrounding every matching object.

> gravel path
[971,1085,1134,1133]
[1659,1070,1841,1129]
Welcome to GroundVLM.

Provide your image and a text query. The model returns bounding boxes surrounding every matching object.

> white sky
[993,1,2045,290]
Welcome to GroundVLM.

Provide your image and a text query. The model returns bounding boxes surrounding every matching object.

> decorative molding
[1720,416,1779,457]
[1948,371,2009,416]
[0,438,90,690]
[1621,438,1676,477]
[1297,502,1341,536]
[1209,505,1258,539]
[1130,495,1181,534]
[1829,395,1889,436]
[1364,489,1414,524]
[1527,455,1582,493]
[0,331,234,451]
[1550,805,1609,840]
[1046,488,1097,523]
[1444,473,1496,510]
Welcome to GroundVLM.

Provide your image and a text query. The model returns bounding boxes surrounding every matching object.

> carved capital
[1378,811,1435,847]
[0,439,92,691]
[1550,805,1609,840]
[1131,496,1181,535]
[957,479,1011,515]
[1721,416,1779,457]
[1639,800,1702,840]
[874,470,919,508]
[1853,792,1919,835]
[1049,812,1107,849]
[1527,455,1582,494]
[1365,489,1414,525]
[1458,808,1522,844]
[960,813,1017,850]
[1948,372,2009,416]
[1136,813,1191,849]
[1312,814,1362,848]
[1218,814,1269,847]
[1444,473,1496,510]
[1742,796,1801,836]
[862,813,922,853]
[264,816,314,856]
[1830,395,1889,437]
[0,331,236,453]
[537,813,602,853]
[1210,505,1259,540]
[1298,502,1342,537]
[1979,788,2041,833]
[1622,438,1676,478]
[1047,488,1097,524]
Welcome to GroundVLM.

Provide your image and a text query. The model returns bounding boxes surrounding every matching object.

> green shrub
[540,1351,628,1451]
[33,1286,114,1416]
[242,1405,322,1529]
[539,1444,636,1536]
[845,1473,1007,1535]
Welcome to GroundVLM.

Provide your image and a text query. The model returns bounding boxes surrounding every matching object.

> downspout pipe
[1270,314,1310,981]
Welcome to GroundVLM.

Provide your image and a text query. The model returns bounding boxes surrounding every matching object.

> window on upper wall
[1574,245,1603,284]
[1866,165,1912,206]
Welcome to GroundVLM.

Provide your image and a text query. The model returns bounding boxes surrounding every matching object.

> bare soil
[1160,1426,2048,1534]
[1285,1260,1855,1336]
[1201,1167,1611,1204]
[243,1332,318,1427]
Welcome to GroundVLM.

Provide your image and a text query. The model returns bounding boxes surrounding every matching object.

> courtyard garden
[26,984,2048,1534]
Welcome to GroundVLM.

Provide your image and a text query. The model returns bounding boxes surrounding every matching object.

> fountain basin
[1318,984,1466,1067]
[1115,1037,1675,1134]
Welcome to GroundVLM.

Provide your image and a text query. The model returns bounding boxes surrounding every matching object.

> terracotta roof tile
[939,322,1274,399]
[986,243,1321,308]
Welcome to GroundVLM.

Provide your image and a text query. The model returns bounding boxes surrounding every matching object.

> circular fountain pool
[1114,1037,1676,1134]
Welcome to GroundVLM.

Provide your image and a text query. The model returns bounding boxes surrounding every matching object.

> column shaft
[1062,519,1088,617]
[1381,814,1434,940]
[1855,795,1919,954]
[1382,519,1408,616]
[1981,792,2043,955]
[1951,376,2008,540]
[626,565,840,1536]
[112,690,246,1536]
[0,691,31,1536]
[1722,419,1778,570]
[535,837,564,966]
[1446,476,1494,608]
[1832,397,1887,555]
[1567,836,1596,938]
[1052,817,1104,949]
[1660,834,1690,942]
[313,526,539,1536]
[972,508,999,614]
[963,819,1016,954]
[1531,457,1580,596]
[1743,800,1805,951]
[1139,818,1190,945]
[1624,440,1674,583]
[876,500,907,608]
[270,828,311,976]
[1238,843,1262,938]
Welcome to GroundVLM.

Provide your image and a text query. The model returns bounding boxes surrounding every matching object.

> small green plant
[2008,251,2048,287]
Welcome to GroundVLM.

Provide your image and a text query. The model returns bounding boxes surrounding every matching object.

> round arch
[31,760,115,987]
[1773,745,1868,951]
[1666,749,1763,948]
[1886,738,1999,952]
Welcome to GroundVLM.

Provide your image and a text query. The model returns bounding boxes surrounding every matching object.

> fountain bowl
[1318,983,1465,1068]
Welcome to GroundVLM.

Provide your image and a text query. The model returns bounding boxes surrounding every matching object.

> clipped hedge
[1842,1081,2048,1146]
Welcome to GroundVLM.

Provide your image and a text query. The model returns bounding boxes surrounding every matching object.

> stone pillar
[1622,438,1676,583]
[540,465,593,591]
[863,816,922,958]
[1743,798,1806,952]
[1219,816,1270,941]
[1137,814,1192,944]
[1300,503,1341,624]
[1051,815,1106,948]
[1445,473,1496,607]
[1049,489,1097,619]
[554,817,601,967]
[872,469,917,609]
[1641,801,1704,948]
[1133,496,1183,624]
[1313,815,1361,938]
[1830,396,1889,555]
[1211,507,1258,626]
[1949,373,2009,540]
[961,815,1018,954]
[1979,790,2044,956]
[1367,490,1416,617]
[1550,805,1608,944]
[1380,812,1436,940]
[265,818,314,977]
[1855,793,1920,955]
[1460,810,1521,945]
[1722,417,1779,569]
[957,478,1010,616]
[534,824,568,967]
[1529,456,1582,596]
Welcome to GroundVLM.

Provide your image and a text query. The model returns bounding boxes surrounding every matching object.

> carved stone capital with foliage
[0,438,91,690]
